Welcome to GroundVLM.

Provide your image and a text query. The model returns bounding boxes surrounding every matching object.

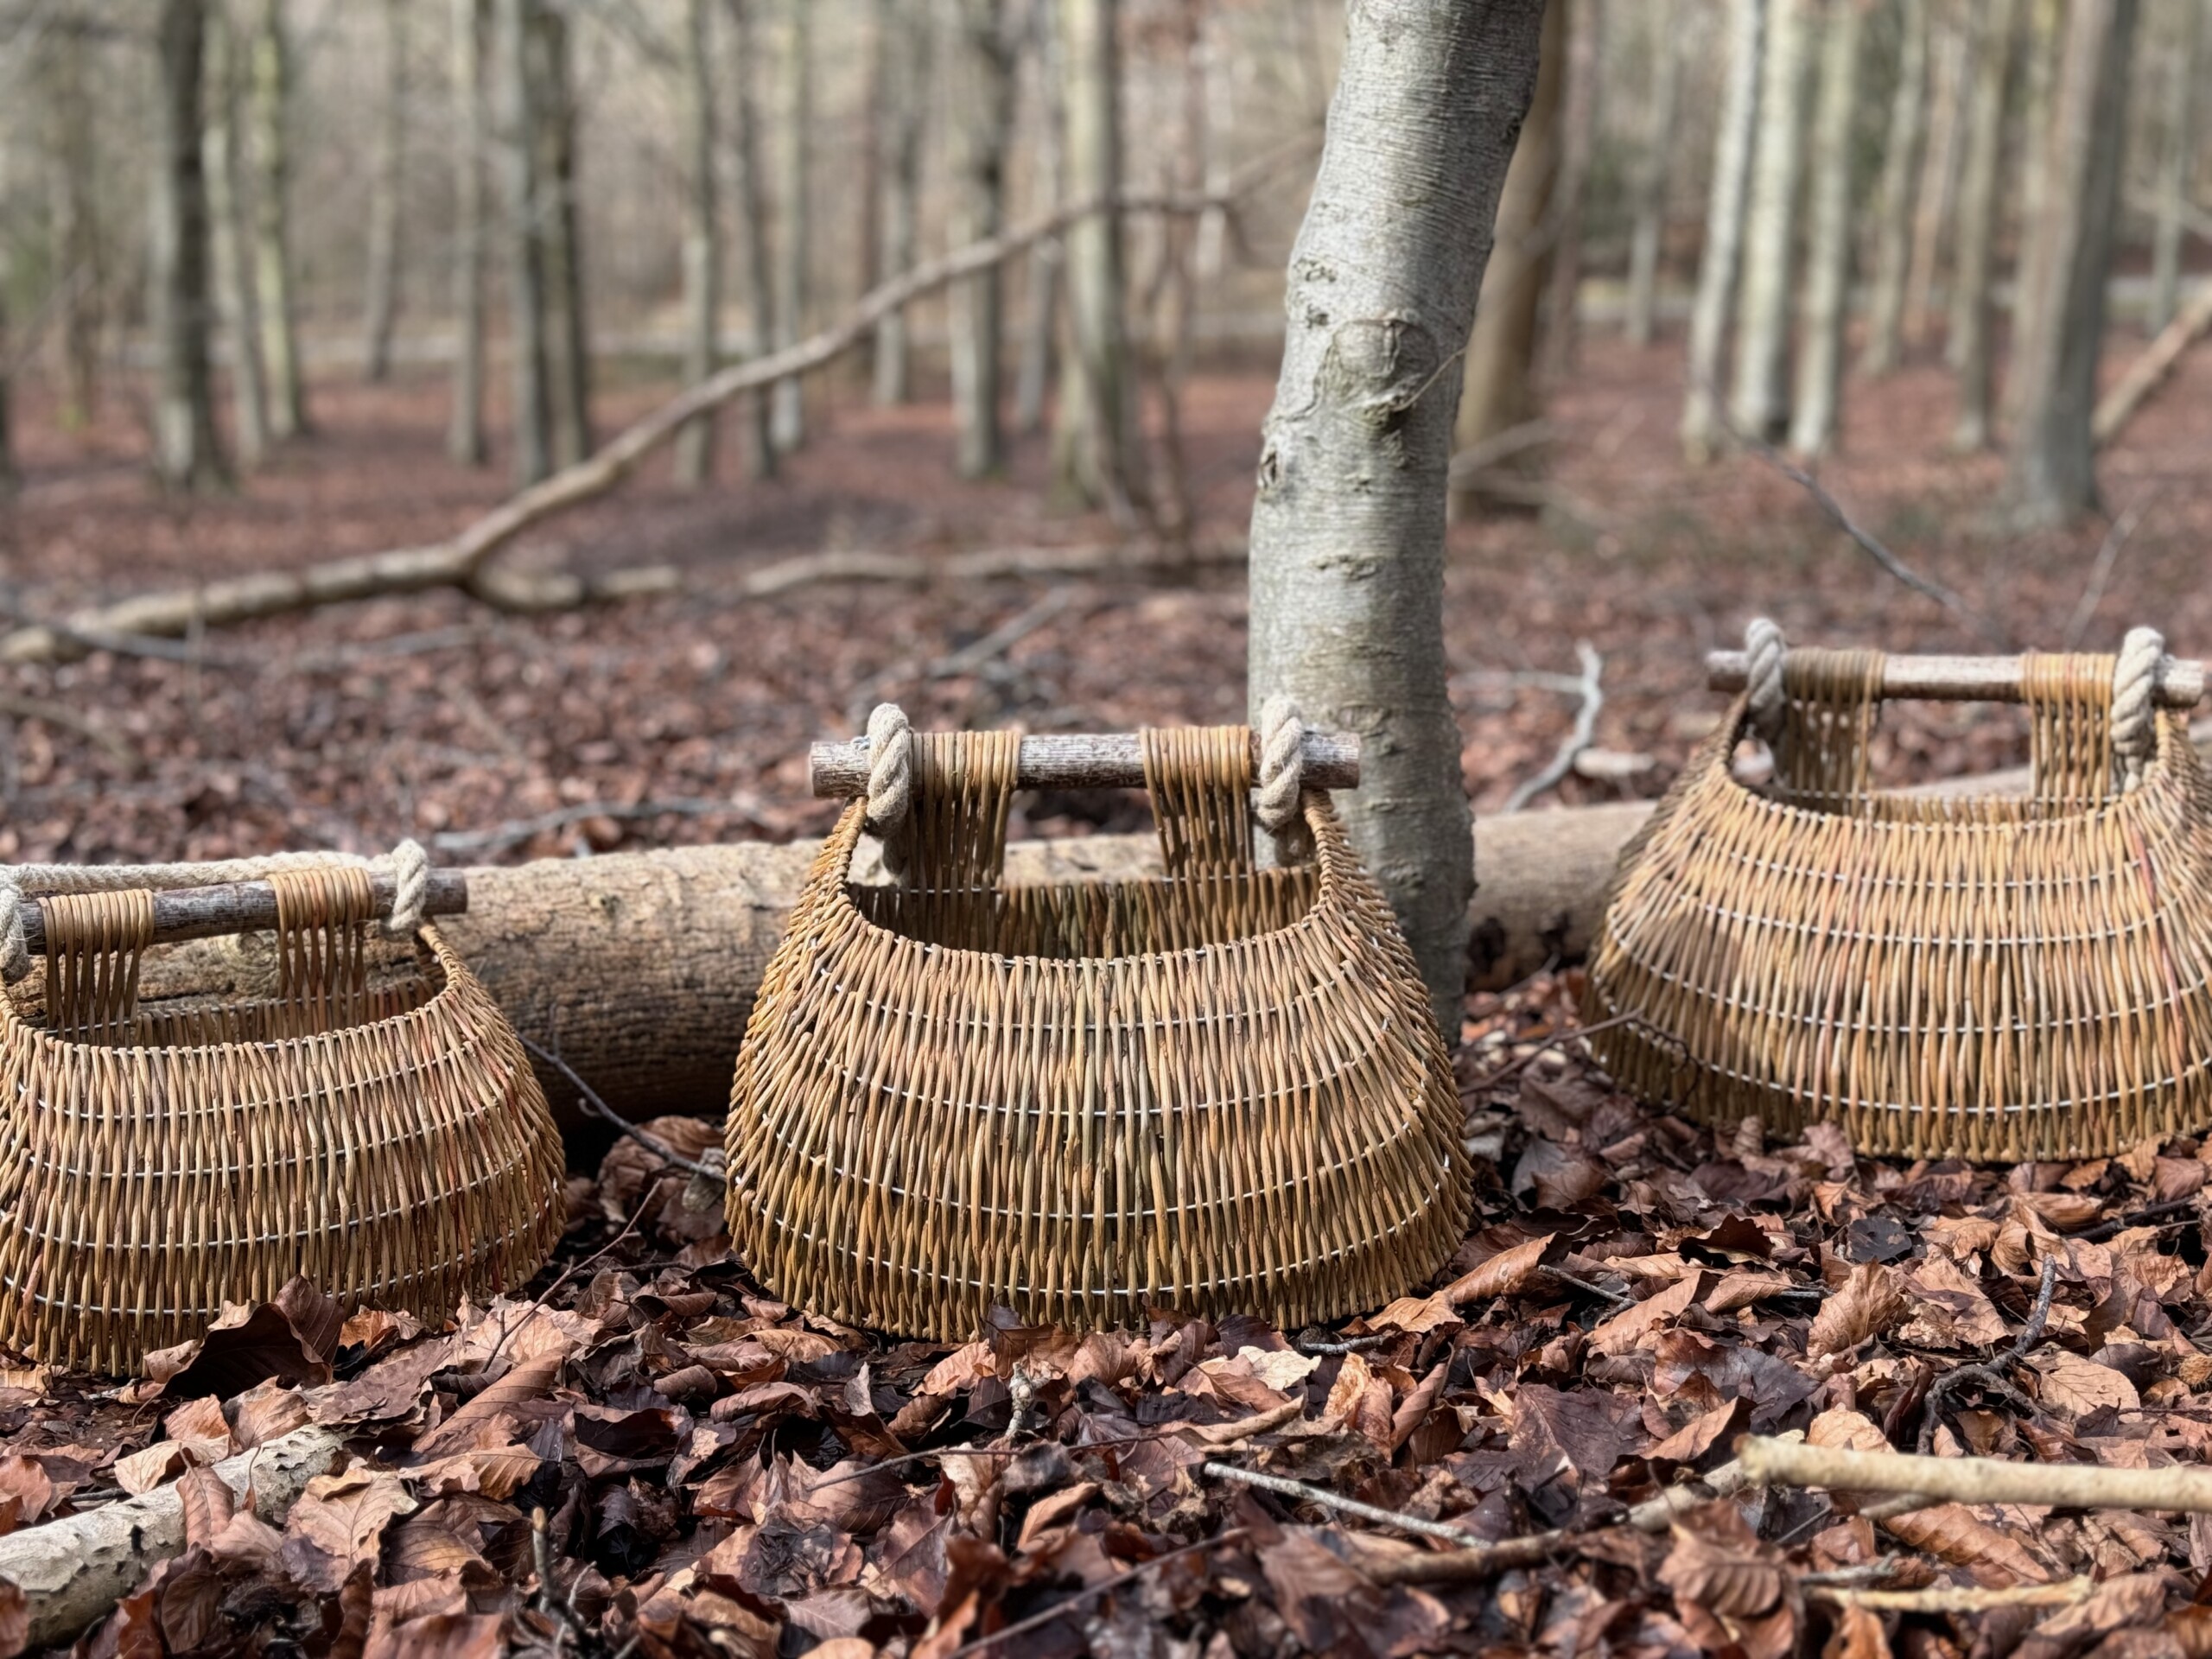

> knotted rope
[0,837,434,982]
[1745,617,1788,747]
[865,702,913,878]
[1255,695,1313,860]
[2113,626,2165,792]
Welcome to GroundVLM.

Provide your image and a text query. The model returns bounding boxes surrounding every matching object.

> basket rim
[817,794,1367,974]
[0,920,483,1062]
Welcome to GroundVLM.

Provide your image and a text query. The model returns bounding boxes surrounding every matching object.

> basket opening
[1729,701,2060,821]
[849,866,1321,959]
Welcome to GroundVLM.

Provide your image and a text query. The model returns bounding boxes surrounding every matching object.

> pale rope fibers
[2113,626,2165,793]
[865,702,913,878]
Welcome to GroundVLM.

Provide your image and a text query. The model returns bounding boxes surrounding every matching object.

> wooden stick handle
[808,730,1363,798]
[1706,650,2208,707]
[19,871,469,957]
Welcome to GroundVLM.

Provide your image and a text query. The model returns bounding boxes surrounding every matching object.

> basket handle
[36,890,154,1044]
[270,866,378,1032]
[11,869,467,959]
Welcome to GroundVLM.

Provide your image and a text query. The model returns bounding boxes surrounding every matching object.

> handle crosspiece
[12,870,468,957]
[809,726,1363,798]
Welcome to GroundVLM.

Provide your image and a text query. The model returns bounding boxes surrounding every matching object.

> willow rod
[810,729,1361,798]
[1707,649,2208,706]
[16,871,467,956]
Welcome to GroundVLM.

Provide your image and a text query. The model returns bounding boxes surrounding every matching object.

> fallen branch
[1202,1461,1487,1550]
[1738,1438,2212,1511]
[2094,280,2212,448]
[1807,1577,2094,1614]
[2062,491,2157,649]
[1503,642,1604,813]
[1916,1255,2057,1453]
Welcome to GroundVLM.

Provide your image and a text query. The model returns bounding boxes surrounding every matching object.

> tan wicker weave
[0,866,565,1372]
[725,724,1466,1339]
[1587,645,2212,1160]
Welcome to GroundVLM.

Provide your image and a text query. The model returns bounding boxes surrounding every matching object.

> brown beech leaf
[114,1441,190,1497]
[412,1349,569,1459]
[1900,1255,2010,1349]
[1823,1604,1891,1659]
[1438,1232,1556,1305]
[1587,1272,1707,1357]
[1881,1506,2053,1588]
[163,1395,232,1465]
[232,1378,312,1449]
[0,1578,26,1659]
[176,1466,237,1549]
[280,1470,418,1593]
[1808,1263,1907,1358]
[2031,1351,2141,1421]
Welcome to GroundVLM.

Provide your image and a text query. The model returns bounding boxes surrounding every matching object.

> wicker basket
[1586,643,2212,1160]
[724,723,1466,1338]
[0,866,565,1372]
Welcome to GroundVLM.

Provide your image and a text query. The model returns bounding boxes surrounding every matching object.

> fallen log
[2094,279,2212,448]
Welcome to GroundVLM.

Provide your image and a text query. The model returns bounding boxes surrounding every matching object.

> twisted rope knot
[378,838,429,935]
[2113,626,2165,791]
[865,702,913,877]
[1255,696,1306,833]
[1745,617,1788,747]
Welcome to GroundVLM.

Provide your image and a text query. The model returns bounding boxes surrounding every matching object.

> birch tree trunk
[1860,0,1927,373]
[1014,0,1064,435]
[1192,3,1230,283]
[1947,0,2017,450]
[495,0,550,486]
[362,0,408,383]
[204,3,269,469]
[1729,0,1809,442]
[2003,0,2060,423]
[42,25,102,430]
[944,0,1018,478]
[1249,0,1548,1034]
[448,0,489,465]
[769,0,810,454]
[1052,0,1138,514]
[2148,0,2206,334]
[1788,0,1866,457]
[673,0,722,485]
[1624,0,1681,347]
[250,0,308,439]
[721,0,778,479]
[530,2,592,468]
[1901,3,1965,353]
[2002,0,2139,525]
[1681,0,1764,461]
[1539,0,1602,381]
[153,0,228,491]
[871,0,929,406]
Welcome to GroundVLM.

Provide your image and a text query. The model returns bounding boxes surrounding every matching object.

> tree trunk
[721,0,779,479]
[448,0,490,465]
[2001,0,2139,525]
[530,3,592,469]
[203,3,270,469]
[1052,0,1138,514]
[1192,2,1231,283]
[2003,0,2061,423]
[870,0,928,406]
[250,0,309,439]
[496,0,551,486]
[1729,0,1810,442]
[1681,0,1764,461]
[152,0,228,492]
[1539,0,1602,381]
[1901,2,1966,353]
[1948,0,2018,451]
[769,0,810,454]
[2149,0,2206,334]
[673,0,722,486]
[1014,0,1064,435]
[1788,0,1867,456]
[362,0,408,383]
[1248,0,1548,1034]
[1624,0,1682,347]
[1860,0,1927,374]
[42,24,102,430]
[944,0,1017,478]
[1450,0,1566,518]
[0,287,13,494]
[1146,0,1208,540]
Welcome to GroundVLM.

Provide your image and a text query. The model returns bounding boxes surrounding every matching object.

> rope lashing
[1745,617,1788,747]
[1256,696,1305,831]
[2113,626,2165,792]
[865,702,914,877]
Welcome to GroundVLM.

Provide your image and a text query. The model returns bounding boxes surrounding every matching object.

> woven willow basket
[1586,646,2212,1161]
[0,867,565,1372]
[725,724,1466,1339]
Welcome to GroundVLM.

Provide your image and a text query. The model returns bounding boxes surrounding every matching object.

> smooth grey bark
[152,0,228,491]
[870,0,929,405]
[1788,0,1866,456]
[1624,0,1682,346]
[204,3,269,467]
[1014,0,1064,435]
[1192,2,1231,283]
[42,23,101,429]
[362,0,408,382]
[250,0,308,438]
[768,0,810,454]
[2149,0,2206,333]
[448,0,489,465]
[721,0,777,478]
[1860,0,1927,373]
[1681,0,1764,461]
[0,289,13,493]
[529,1,591,468]
[944,0,1018,477]
[1052,0,1137,513]
[1948,0,2017,450]
[1901,3,1966,351]
[674,0,721,485]
[1729,0,1809,441]
[2003,0,2061,423]
[2001,0,2139,525]
[1539,0,1601,379]
[1248,0,1548,1034]
[1148,0,1208,538]
[495,0,550,485]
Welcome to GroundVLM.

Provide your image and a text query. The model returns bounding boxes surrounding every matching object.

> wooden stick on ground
[1738,1438,2212,1512]
[1808,1578,2094,1614]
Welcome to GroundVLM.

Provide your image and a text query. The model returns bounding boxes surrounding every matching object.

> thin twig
[1472,1012,1649,1090]
[1916,1255,2058,1453]
[1294,1332,1393,1357]
[1202,1462,1486,1548]
[944,1529,1247,1658]
[1503,642,1605,812]
[2062,491,2157,649]
[482,1188,658,1374]
[1807,1577,2094,1613]
[1544,1269,1635,1308]
[2079,1194,2206,1243]
[518,1034,722,1181]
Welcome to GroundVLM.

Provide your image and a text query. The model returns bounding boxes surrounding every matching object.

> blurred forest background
[0,0,2204,868]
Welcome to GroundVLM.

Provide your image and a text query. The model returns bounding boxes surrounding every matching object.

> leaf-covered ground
[3,971,2209,1659]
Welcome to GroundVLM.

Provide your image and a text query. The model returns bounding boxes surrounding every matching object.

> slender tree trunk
[1681,0,1764,460]
[769,0,810,454]
[721,0,777,478]
[0,288,13,493]
[2149,0,2206,334]
[2001,0,2139,525]
[1250,0,1546,1033]
[530,3,591,468]
[1014,0,1064,435]
[204,3,269,468]
[250,0,308,438]
[1861,0,1927,373]
[1948,0,2017,449]
[1451,0,1565,518]
[1141,0,1207,540]
[1539,0,1601,380]
[1730,0,1809,441]
[1192,3,1230,283]
[674,0,721,485]
[1789,0,1867,456]
[496,0,550,486]
[1902,2,1966,351]
[43,25,102,430]
[448,0,489,465]
[2004,0,2061,423]
[152,0,229,491]
[944,0,1017,478]
[1624,0,1681,346]
[1052,0,1137,513]
[871,0,929,405]
[362,0,408,383]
